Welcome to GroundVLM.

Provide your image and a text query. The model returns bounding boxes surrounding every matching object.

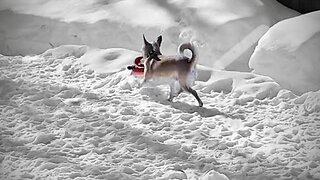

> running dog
[141,35,203,107]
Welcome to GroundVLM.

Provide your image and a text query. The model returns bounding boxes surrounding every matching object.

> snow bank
[42,45,140,73]
[42,45,88,59]
[195,66,282,104]
[249,11,320,95]
[294,90,320,115]
[0,0,298,71]
[302,90,320,114]
[78,48,140,74]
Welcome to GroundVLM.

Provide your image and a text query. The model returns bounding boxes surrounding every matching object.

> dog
[141,34,203,107]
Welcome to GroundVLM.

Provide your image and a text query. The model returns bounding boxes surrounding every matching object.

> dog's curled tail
[178,42,197,63]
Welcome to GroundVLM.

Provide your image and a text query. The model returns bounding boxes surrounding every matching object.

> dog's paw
[199,101,203,107]
[138,80,145,88]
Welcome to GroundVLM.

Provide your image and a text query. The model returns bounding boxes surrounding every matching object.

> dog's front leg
[140,73,152,87]
[141,69,152,87]
[140,78,147,88]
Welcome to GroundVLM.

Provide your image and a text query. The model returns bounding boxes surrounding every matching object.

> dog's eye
[149,50,154,55]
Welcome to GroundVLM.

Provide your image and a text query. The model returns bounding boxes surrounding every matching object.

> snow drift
[196,66,282,104]
[42,45,140,73]
[249,11,320,95]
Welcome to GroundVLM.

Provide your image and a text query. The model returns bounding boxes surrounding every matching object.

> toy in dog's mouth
[127,56,144,76]
[127,54,161,76]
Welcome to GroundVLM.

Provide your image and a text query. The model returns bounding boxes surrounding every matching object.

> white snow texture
[1,0,320,180]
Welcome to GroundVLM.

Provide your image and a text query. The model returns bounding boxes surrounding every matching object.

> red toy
[127,56,144,76]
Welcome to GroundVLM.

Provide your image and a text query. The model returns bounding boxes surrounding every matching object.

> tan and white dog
[141,35,203,107]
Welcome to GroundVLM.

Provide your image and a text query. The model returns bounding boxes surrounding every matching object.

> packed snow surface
[249,11,320,95]
[1,45,320,179]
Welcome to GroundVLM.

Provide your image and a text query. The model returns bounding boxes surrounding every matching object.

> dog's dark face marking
[142,35,162,61]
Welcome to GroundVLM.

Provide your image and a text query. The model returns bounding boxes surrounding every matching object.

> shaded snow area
[249,11,320,95]
[1,46,320,180]
[0,0,299,71]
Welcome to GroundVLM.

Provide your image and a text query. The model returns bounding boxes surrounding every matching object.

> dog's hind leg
[168,81,182,102]
[181,84,203,107]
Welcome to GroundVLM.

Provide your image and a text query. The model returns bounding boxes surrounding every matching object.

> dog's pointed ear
[143,34,149,45]
[156,35,162,46]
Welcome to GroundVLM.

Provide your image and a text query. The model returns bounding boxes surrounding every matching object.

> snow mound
[200,170,229,180]
[78,48,140,74]
[33,133,57,144]
[295,90,320,115]
[196,66,282,103]
[303,91,320,114]
[42,45,140,74]
[249,11,320,95]
[160,170,187,180]
[42,45,88,59]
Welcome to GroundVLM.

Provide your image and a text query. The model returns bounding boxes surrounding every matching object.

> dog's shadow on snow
[140,87,226,117]
[168,101,225,118]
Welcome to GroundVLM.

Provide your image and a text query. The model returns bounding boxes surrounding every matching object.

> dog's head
[142,34,162,61]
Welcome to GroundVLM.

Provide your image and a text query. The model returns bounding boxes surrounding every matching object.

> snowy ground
[1,47,320,179]
[0,0,319,180]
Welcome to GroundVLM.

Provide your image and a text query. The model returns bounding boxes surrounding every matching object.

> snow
[0,0,299,72]
[0,0,319,179]
[0,0,176,28]
[195,66,282,104]
[249,11,320,95]
[296,90,320,115]
[42,45,89,59]
[1,44,320,179]
[200,170,229,180]
[42,45,140,74]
